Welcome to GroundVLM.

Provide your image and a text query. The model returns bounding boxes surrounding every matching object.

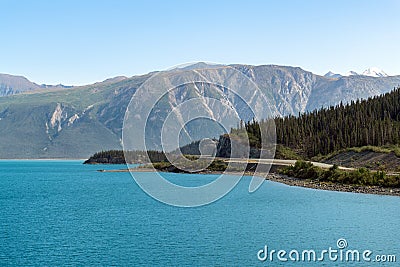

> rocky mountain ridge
[0,73,73,97]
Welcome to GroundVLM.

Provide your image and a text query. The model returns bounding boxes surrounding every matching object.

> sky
[1,0,400,85]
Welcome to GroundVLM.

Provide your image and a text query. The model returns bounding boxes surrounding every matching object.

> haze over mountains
[0,63,399,158]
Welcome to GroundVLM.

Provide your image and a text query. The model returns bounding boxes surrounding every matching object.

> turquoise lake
[0,160,399,266]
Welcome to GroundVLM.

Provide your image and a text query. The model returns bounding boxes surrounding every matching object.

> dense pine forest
[84,150,166,164]
[234,87,400,158]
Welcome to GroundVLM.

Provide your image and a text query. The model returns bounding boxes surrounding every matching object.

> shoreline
[266,173,400,197]
[99,167,400,197]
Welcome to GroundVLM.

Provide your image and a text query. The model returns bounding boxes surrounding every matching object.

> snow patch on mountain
[341,67,388,78]
[362,67,388,77]
[324,71,342,78]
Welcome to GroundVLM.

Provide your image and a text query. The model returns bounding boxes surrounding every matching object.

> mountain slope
[0,73,73,97]
[305,74,400,111]
[0,74,41,96]
[0,77,135,158]
[324,71,342,78]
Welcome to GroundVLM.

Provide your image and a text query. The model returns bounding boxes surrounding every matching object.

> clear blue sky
[1,0,399,85]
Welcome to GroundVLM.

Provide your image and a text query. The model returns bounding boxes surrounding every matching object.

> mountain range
[0,63,400,158]
[324,67,389,78]
[0,73,72,97]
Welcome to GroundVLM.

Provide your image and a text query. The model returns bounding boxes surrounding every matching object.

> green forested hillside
[233,87,400,158]
[275,87,400,157]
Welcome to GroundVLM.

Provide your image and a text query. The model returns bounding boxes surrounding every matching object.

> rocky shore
[98,167,400,197]
[266,173,400,197]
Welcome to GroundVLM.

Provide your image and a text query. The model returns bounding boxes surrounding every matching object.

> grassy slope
[313,145,400,172]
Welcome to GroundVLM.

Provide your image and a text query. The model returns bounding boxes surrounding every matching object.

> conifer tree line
[86,149,167,164]
[235,87,400,158]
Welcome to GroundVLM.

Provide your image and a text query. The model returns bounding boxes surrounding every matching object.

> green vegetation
[150,158,229,173]
[275,87,400,158]
[178,139,218,155]
[231,87,400,159]
[347,145,400,157]
[84,150,167,164]
[230,119,262,149]
[312,145,400,162]
[280,161,400,188]
[178,141,201,155]
[275,145,303,160]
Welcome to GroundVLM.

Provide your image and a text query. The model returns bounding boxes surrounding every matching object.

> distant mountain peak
[345,70,359,76]
[101,76,128,83]
[324,71,342,78]
[362,67,388,77]
[342,67,389,78]
[172,62,223,71]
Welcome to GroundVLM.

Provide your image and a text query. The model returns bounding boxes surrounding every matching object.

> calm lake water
[0,160,399,266]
